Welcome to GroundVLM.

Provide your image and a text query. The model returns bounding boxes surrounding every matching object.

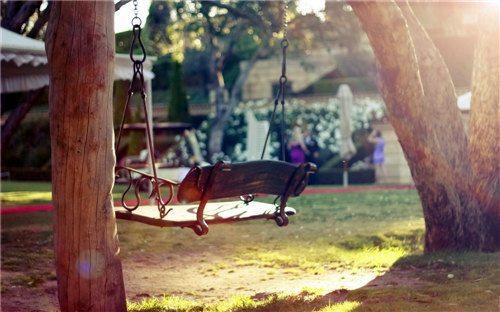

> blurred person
[368,129,387,184]
[303,128,319,165]
[287,126,309,164]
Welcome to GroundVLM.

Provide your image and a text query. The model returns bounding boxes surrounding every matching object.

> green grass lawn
[1,181,142,208]
[2,181,500,311]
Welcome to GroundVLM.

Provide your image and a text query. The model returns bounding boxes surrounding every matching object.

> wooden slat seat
[114,160,316,236]
[115,201,296,228]
[177,160,316,235]
[177,160,313,203]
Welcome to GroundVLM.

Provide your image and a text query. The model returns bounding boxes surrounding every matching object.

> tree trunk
[46,2,127,311]
[468,4,500,250]
[207,42,266,159]
[348,1,500,251]
[208,115,226,159]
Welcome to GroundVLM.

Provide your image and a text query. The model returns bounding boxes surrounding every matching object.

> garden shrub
[195,96,385,166]
[2,119,51,173]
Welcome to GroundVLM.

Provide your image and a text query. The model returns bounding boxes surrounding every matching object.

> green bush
[167,61,191,123]
[1,119,51,171]
[196,96,385,164]
[3,167,51,181]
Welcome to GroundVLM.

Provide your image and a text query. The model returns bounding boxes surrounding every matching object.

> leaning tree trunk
[348,1,500,251]
[468,4,500,250]
[46,2,127,311]
[207,42,266,159]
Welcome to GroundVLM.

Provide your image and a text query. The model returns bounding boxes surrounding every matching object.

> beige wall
[241,50,337,100]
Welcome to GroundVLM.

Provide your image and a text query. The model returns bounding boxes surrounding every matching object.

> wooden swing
[114,4,316,236]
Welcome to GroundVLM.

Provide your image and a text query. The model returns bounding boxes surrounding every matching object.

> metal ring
[280,39,289,49]
[279,75,287,84]
[131,16,142,26]
[240,194,254,204]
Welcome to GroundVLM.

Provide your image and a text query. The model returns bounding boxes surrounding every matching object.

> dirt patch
[1,249,428,311]
[123,251,380,303]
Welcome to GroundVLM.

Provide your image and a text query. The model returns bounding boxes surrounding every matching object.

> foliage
[168,61,191,123]
[151,56,173,99]
[195,96,385,164]
[146,1,172,56]
[1,119,51,170]
[142,1,378,158]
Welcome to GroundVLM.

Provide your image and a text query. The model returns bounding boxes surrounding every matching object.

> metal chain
[282,0,288,41]
[133,0,138,15]
[115,3,169,219]
[260,0,289,161]
[131,0,142,27]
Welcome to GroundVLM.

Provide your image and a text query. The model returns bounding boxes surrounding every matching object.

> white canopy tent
[1,27,158,179]
[1,27,155,94]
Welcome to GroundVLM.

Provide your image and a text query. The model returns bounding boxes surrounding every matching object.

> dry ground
[1,248,427,312]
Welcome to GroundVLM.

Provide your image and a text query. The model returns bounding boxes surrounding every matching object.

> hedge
[2,167,51,181]
[312,168,374,185]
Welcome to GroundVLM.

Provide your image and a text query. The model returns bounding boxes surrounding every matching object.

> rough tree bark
[348,1,500,251]
[468,3,500,249]
[46,2,127,311]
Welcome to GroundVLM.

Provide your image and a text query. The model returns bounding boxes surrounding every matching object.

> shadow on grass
[317,252,500,312]
[124,250,500,312]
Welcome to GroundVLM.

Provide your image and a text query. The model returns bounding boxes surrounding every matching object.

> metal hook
[130,25,147,64]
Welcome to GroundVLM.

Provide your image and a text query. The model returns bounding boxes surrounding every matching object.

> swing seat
[176,160,316,235]
[114,160,316,235]
[115,201,297,228]
[178,160,313,203]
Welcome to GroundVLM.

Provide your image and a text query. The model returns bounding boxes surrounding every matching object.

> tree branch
[2,1,23,30]
[27,1,53,38]
[1,87,46,151]
[202,0,267,30]
[224,38,268,120]
[1,1,42,33]
[115,0,132,12]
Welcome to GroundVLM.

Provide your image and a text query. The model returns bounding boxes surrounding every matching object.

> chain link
[260,0,289,162]
[117,0,167,219]
[282,0,288,41]
[133,0,139,17]
[131,0,142,26]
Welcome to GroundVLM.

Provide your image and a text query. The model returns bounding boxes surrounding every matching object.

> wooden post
[46,2,127,310]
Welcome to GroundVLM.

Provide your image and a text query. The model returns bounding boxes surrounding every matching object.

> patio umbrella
[337,84,357,187]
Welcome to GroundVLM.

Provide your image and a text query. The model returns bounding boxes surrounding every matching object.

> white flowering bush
[195,96,386,164]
